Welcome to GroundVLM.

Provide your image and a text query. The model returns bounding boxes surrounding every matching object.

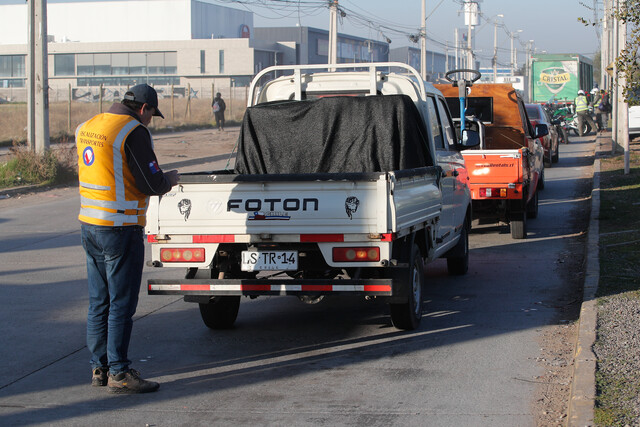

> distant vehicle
[526,103,559,165]
[629,105,640,136]
[530,53,594,105]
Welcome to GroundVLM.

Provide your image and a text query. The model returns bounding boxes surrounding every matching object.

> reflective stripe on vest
[575,96,589,112]
[77,114,149,227]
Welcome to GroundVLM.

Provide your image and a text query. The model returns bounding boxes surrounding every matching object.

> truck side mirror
[459,129,480,149]
[535,123,549,138]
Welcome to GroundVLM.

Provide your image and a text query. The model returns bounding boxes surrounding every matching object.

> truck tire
[526,191,539,219]
[510,211,527,239]
[389,244,424,330]
[199,296,240,329]
[446,221,469,276]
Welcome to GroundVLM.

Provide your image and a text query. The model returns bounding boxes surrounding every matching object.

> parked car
[526,103,559,165]
[629,105,640,136]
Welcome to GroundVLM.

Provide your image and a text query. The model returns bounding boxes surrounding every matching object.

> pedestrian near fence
[212,92,226,131]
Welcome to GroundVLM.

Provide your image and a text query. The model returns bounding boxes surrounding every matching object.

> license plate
[241,251,298,271]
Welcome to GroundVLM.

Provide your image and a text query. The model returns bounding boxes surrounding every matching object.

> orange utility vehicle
[435,81,546,239]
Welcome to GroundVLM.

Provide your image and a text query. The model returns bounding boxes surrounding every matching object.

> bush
[0,144,77,188]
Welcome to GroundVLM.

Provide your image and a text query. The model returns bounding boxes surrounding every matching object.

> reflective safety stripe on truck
[148,280,393,295]
[148,233,395,243]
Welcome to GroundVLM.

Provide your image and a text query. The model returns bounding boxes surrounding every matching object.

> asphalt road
[0,137,594,426]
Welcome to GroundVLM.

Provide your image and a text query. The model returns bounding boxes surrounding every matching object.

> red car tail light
[160,248,205,263]
[333,247,380,262]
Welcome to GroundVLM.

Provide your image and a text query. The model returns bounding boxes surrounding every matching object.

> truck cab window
[426,97,445,150]
[436,97,457,148]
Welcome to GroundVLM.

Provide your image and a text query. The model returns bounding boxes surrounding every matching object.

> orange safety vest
[76,113,149,227]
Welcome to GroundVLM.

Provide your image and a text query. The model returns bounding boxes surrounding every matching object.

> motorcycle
[565,112,592,136]
[546,104,572,144]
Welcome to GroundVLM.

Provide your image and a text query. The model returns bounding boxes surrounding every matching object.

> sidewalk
[568,130,610,427]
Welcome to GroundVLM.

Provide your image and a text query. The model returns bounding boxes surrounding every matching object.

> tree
[581,1,640,104]
[614,1,640,104]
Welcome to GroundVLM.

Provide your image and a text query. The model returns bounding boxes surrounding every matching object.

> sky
[0,0,603,69]
[243,0,603,69]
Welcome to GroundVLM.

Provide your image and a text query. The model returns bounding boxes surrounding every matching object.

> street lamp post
[493,14,504,82]
[510,29,523,75]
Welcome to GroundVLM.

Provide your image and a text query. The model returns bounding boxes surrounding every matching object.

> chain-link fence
[0,84,249,144]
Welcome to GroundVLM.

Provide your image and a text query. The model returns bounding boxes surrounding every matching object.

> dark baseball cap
[123,84,164,119]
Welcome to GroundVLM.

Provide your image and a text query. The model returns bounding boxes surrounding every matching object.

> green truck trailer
[530,53,594,104]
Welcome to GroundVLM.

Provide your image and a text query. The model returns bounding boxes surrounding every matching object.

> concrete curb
[568,134,606,427]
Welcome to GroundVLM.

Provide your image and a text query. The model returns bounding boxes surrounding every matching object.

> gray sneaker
[107,369,160,394]
[92,367,108,387]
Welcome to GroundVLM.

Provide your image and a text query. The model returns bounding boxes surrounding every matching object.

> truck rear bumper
[148,278,394,297]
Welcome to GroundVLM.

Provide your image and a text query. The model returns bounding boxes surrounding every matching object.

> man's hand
[165,169,180,187]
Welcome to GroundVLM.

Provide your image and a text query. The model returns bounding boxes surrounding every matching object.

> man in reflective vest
[574,90,597,137]
[76,84,179,394]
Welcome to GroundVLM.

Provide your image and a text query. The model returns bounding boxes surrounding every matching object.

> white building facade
[0,0,295,101]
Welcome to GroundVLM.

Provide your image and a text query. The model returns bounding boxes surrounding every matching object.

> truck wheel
[199,296,240,329]
[510,211,527,239]
[389,244,424,330]
[526,191,539,219]
[446,222,469,276]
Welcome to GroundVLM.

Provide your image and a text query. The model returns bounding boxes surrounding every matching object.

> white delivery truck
[145,63,479,330]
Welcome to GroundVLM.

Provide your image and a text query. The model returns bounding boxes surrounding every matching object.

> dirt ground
[151,126,241,168]
[532,165,593,426]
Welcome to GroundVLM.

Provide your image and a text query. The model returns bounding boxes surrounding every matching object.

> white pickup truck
[146,63,479,330]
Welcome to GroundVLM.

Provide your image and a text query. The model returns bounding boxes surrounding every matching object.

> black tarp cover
[234,94,433,174]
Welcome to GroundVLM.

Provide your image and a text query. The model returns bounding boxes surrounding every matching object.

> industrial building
[0,0,451,102]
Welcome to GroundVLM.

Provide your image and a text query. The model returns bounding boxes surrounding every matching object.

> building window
[94,53,111,76]
[0,55,26,77]
[147,52,164,74]
[317,39,328,56]
[77,54,93,76]
[200,50,205,74]
[112,53,128,75]
[129,53,146,75]
[165,52,177,74]
[54,54,75,76]
[219,50,224,74]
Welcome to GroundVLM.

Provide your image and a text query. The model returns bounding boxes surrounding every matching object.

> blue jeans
[81,224,144,375]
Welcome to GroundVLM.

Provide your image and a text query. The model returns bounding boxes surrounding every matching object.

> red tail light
[333,247,380,262]
[479,188,507,198]
[160,248,205,263]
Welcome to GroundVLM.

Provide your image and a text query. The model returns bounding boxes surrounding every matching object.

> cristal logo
[539,67,571,94]
[82,146,95,166]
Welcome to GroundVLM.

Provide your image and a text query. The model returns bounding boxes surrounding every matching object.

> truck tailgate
[461,149,524,199]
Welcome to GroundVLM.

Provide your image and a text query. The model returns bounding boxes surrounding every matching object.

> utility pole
[612,0,619,154]
[420,0,426,80]
[466,4,473,69]
[510,33,515,75]
[602,0,611,91]
[454,28,459,69]
[493,17,499,81]
[328,0,338,66]
[27,0,50,154]
[613,0,629,173]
